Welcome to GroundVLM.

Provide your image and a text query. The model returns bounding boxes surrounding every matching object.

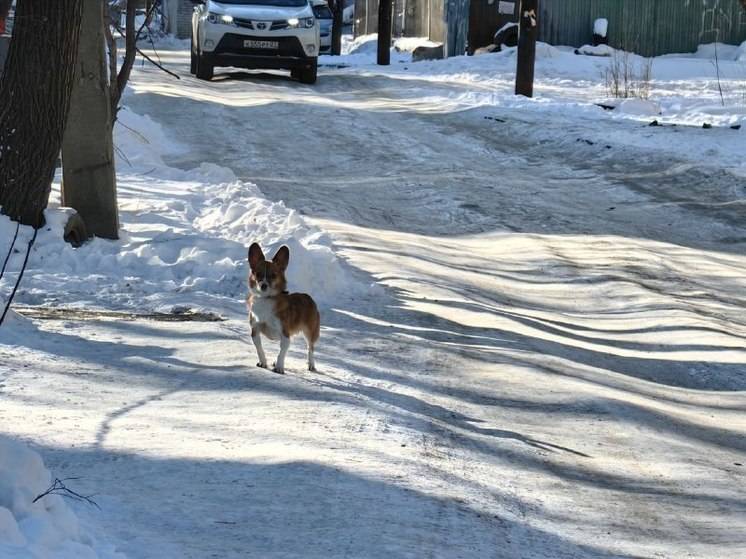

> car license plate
[244,39,279,49]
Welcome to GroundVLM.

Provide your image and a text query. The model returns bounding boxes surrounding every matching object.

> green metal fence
[539,0,746,57]
[354,0,746,57]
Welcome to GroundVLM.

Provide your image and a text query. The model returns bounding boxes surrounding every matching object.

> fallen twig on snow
[33,478,101,510]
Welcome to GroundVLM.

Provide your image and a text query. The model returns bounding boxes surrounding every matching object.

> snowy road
[4,49,746,558]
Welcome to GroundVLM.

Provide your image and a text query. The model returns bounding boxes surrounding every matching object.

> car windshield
[214,0,308,6]
[312,5,332,18]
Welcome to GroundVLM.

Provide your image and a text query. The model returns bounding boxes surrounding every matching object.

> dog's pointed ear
[248,243,265,271]
[272,245,290,271]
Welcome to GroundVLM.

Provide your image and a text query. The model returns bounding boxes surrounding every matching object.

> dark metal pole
[332,0,343,55]
[515,0,538,97]
[377,0,392,65]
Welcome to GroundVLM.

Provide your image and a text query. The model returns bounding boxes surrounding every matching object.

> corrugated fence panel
[445,0,470,55]
[468,0,517,53]
[539,0,746,57]
[658,0,746,55]
[354,0,443,39]
[355,0,746,57]
[622,0,658,55]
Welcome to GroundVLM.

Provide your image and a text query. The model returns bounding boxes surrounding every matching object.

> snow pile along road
[0,108,366,318]
[321,37,746,175]
[0,435,124,559]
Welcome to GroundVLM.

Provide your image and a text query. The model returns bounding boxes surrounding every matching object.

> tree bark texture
[0,0,11,20]
[0,0,83,227]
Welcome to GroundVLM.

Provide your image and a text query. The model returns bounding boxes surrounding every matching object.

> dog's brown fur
[247,242,320,373]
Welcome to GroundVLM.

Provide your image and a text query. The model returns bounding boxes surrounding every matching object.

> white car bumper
[198,16,319,65]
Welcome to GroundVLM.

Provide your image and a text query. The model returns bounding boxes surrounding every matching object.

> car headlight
[207,13,234,24]
[287,17,314,28]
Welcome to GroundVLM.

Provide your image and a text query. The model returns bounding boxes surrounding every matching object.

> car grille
[271,21,290,31]
[215,33,306,57]
[233,18,290,31]
[234,17,253,29]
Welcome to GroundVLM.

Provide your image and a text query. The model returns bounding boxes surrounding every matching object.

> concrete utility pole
[377,0,393,65]
[515,0,538,97]
[62,0,119,239]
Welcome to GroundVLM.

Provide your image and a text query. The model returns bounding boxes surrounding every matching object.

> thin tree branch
[133,42,180,80]
[135,0,159,42]
[112,1,136,115]
[112,21,180,81]
[32,478,101,510]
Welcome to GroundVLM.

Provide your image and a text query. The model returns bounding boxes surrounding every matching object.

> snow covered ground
[0,434,125,559]
[1,37,746,558]
[328,36,746,177]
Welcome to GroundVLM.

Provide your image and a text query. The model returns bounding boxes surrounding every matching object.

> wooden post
[515,0,538,97]
[61,0,119,239]
[377,0,392,65]
[331,0,343,55]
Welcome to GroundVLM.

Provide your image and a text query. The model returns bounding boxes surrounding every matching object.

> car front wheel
[298,59,317,85]
[196,54,214,81]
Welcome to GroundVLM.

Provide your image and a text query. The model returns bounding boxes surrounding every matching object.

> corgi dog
[247,242,320,374]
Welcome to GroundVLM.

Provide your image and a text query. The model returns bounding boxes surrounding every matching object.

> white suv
[191,0,320,84]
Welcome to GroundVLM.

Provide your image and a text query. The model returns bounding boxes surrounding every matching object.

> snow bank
[394,36,442,53]
[341,34,379,56]
[0,436,124,558]
[329,34,440,66]
[0,108,366,317]
[614,98,661,116]
[114,107,184,167]
[687,41,746,61]
[0,310,37,345]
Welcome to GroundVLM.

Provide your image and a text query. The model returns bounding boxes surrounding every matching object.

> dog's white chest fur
[250,296,282,340]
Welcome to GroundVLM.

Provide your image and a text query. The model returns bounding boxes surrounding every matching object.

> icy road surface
[4,49,746,558]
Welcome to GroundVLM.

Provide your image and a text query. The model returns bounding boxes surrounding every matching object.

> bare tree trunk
[0,0,11,20]
[0,0,83,227]
[62,0,119,240]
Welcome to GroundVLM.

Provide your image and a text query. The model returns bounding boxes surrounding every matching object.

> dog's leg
[273,334,290,374]
[305,335,317,372]
[251,327,268,369]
